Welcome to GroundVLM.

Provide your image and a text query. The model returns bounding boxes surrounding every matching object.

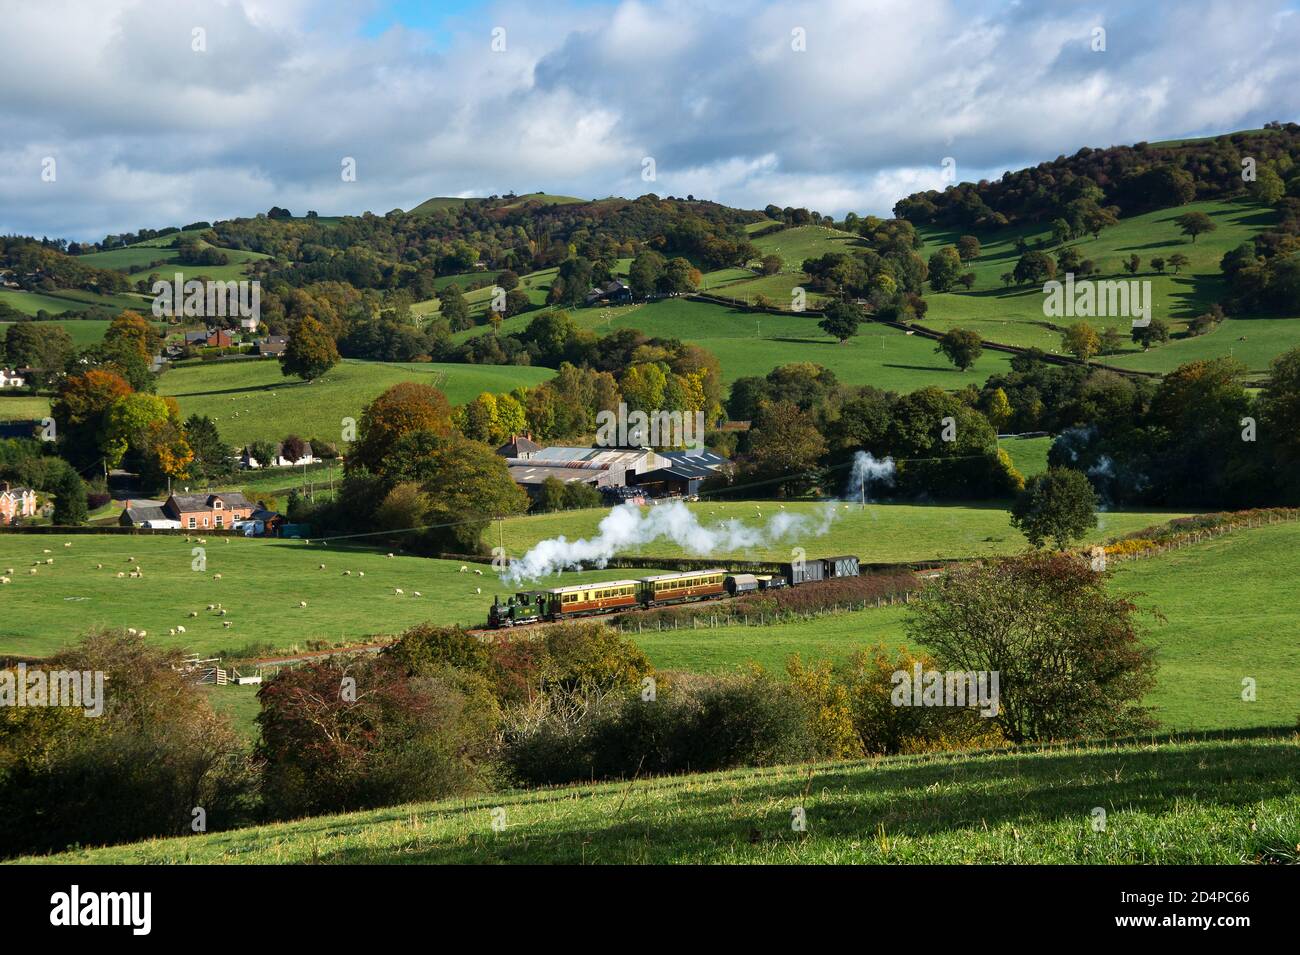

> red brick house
[164,491,253,530]
[0,484,37,525]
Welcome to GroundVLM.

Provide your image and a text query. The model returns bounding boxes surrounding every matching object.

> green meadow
[497,499,1191,565]
[0,532,658,659]
[78,239,269,285]
[28,735,1299,864]
[158,358,555,446]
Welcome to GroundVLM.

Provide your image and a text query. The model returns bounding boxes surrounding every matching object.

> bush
[0,630,255,857]
[257,654,499,818]
[501,670,822,786]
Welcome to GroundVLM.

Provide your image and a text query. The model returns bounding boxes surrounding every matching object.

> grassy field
[26,734,1298,864]
[0,317,141,347]
[78,239,269,285]
[916,200,1295,370]
[0,533,660,659]
[0,288,148,316]
[158,358,555,446]
[0,393,51,420]
[498,499,1191,564]
[1000,435,1051,477]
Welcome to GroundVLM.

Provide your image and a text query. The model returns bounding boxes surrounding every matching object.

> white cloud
[1,0,1298,239]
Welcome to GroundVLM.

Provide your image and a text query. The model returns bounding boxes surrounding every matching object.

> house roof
[496,434,543,456]
[0,484,34,497]
[507,465,603,486]
[662,449,728,470]
[124,504,169,523]
[168,491,252,511]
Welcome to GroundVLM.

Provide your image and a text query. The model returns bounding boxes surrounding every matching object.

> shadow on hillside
[304,729,1298,863]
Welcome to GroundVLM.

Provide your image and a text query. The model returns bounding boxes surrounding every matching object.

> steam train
[486,555,860,628]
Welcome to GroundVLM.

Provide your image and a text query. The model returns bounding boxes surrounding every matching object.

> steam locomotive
[486,555,860,628]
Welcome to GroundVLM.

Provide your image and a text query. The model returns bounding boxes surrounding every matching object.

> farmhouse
[0,367,29,388]
[240,442,319,469]
[495,432,543,459]
[184,328,235,348]
[166,491,253,530]
[0,483,37,525]
[257,336,288,357]
[585,279,631,306]
[119,499,181,529]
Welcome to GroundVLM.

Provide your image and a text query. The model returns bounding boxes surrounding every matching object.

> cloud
[2,0,1298,239]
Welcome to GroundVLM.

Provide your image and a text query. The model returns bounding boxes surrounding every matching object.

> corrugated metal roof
[508,465,602,485]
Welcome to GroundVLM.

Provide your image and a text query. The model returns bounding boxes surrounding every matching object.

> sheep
[45,558,54,565]
[64,542,72,548]
[96,563,103,570]
[475,587,481,594]
[116,572,125,578]
[218,609,228,616]
[319,563,326,570]
[222,621,233,629]
[387,552,395,558]
[0,577,10,584]
[4,568,11,575]
[176,625,186,634]
[412,591,422,597]
[213,573,223,580]
[42,549,51,554]
[29,569,37,575]
[127,628,138,636]
[298,601,307,608]
[394,588,404,595]
[342,570,351,576]
[357,571,365,578]
[188,611,199,618]
[207,604,216,611]
[473,569,483,576]
[169,628,177,636]
[138,630,147,638]
[459,565,468,573]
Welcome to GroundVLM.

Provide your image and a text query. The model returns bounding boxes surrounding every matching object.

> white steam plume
[504,499,837,584]
[845,451,895,503]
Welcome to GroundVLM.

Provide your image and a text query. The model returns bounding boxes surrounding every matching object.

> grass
[78,240,269,285]
[0,393,51,420]
[158,358,555,446]
[1000,435,1051,477]
[917,200,1291,369]
[0,288,148,316]
[25,734,1299,864]
[498,499,1192,564]
[0,533,663,659]
[0,317,143,347]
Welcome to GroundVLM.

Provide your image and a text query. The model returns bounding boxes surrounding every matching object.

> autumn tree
[104,310,161,361]
[280,315,340,381]
[1061,321,1101,362]
[746,399,827,496]
[50,369,134,466]
[349,382,454,476]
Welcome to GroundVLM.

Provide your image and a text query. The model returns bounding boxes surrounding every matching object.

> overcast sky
[3,0,1299,241]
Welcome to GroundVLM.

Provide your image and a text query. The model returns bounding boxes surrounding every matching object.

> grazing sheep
[42,549,51,554]
[189,611,199,618]
[116,572,125,578]
[213,573,222,580]
[412,591,421,597]
[394,588,404,595]
[387,553,395,558]
[138,631,147,638]
[357,571,364,577]
[342,570,351,576]
[223,621,233,628]
[207,604,215,611]
[459,565,468,573]
[45,558,53,564]
[96,563,103,570]
[473,569,483,576]
[64,542,72,548]
[176,626,186,634]
[127,628,138,636]
[475,587,481,594]
[218,609,228,616]
[298,601,307,608]
[319,563,326,570]
[29,569,37,575]
[0,577,10,584]
[169,628,177,636]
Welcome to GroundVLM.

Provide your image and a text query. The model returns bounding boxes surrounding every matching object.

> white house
[0,367,29,388]
[241,443,320,469]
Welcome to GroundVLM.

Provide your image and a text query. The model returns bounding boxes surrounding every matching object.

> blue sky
[2,0,1298,240]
